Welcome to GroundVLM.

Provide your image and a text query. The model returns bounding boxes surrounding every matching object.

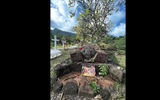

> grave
[50,35,61,59]
[51,44,124,100]
[61,36,66,49]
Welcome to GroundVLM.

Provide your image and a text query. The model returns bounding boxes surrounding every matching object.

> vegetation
[90,58,94,63]
[114,81,126,100]
[116,55,125,68]
[103,35,125,52]
[50,49,77,68]
[51,43,74,49]
[90,81,100,94]
[50,28,78,47]
[50,0,126,99]
[50,48,78,80]
[98,64,108,76]
[50,69,55,79]
[69,0,125,44]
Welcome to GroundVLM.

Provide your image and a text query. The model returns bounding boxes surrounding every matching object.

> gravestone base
[94,50,107,63]
[63,82,78,96]
[51,44,125,100]
[78,81,95,98]
[70,51,84,63]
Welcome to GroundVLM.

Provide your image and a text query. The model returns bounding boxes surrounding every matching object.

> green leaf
[89,3,91,8]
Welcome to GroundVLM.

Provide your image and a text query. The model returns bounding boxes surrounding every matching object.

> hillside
[50,28,77,45]
[50,28,75,36]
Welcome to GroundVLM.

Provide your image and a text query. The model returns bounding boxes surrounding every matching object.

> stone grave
[51,44,124,100]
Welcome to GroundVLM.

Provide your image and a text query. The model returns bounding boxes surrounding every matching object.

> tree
[69,0,125,44]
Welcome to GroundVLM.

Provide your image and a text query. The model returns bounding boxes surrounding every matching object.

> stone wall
[54,58,82,78]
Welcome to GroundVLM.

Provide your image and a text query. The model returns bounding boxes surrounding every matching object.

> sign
[82,65,96,77]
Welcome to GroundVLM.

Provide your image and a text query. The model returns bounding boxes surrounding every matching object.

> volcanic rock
[63,82,78,96]
[94,50,107,63]
[108,64,124,83]
[69,63,82,72]
[78,81,95,98]
[100,86,110,100]
[54,64,71,78]
[53,81,63,93]
[70,51,84,63]
[80,45,96,60]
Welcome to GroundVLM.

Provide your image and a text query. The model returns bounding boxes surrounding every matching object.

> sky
[50,0,126,37]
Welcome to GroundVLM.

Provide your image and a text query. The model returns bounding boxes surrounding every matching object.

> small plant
[98,64,108,76]
[90,81,100,94]
[90,58,94,63]
[114,82,121,90]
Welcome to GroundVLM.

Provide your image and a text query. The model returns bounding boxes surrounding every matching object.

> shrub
[98,64,108,76]
[90,58,94,63]
[117,50,125,55]
[90,81,100,94]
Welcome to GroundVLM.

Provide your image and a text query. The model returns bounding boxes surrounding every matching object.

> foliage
[114,37,125,50]
[117,50,125,55]
[90,81,100,94]
[117,97,125,100]
[103,35,125,49]
[98,64,108,76]
[115,55,126,69]
[99,43,109,50]
[111,55,119,64]
[103,35,125,55]
[50,28,78,46]
[69,0,125,43]
[90,58,94,63]
[114,82,121,90]
[114,82,126,100]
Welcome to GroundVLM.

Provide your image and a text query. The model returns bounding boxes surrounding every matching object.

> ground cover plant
[98,64,108,76]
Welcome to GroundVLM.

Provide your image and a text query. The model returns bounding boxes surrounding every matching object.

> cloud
[50,0,78,32]
[50,0,126,36]
[109,10,125,26]
[50,27,55,30]
[108,7,126,37]
[109,23,126,36]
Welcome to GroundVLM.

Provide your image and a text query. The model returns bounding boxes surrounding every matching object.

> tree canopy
[69,0,125,44]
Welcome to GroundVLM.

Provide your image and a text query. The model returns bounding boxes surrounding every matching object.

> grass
[50,49,77,67]
[115,54,126,73]
[115,55,126,68]
[51,44,74,49]
[114,81,126,100]
[50,48,78,78]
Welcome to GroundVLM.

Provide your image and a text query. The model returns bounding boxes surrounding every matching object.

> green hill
[50,28,77,45]
[50,28,76,36]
